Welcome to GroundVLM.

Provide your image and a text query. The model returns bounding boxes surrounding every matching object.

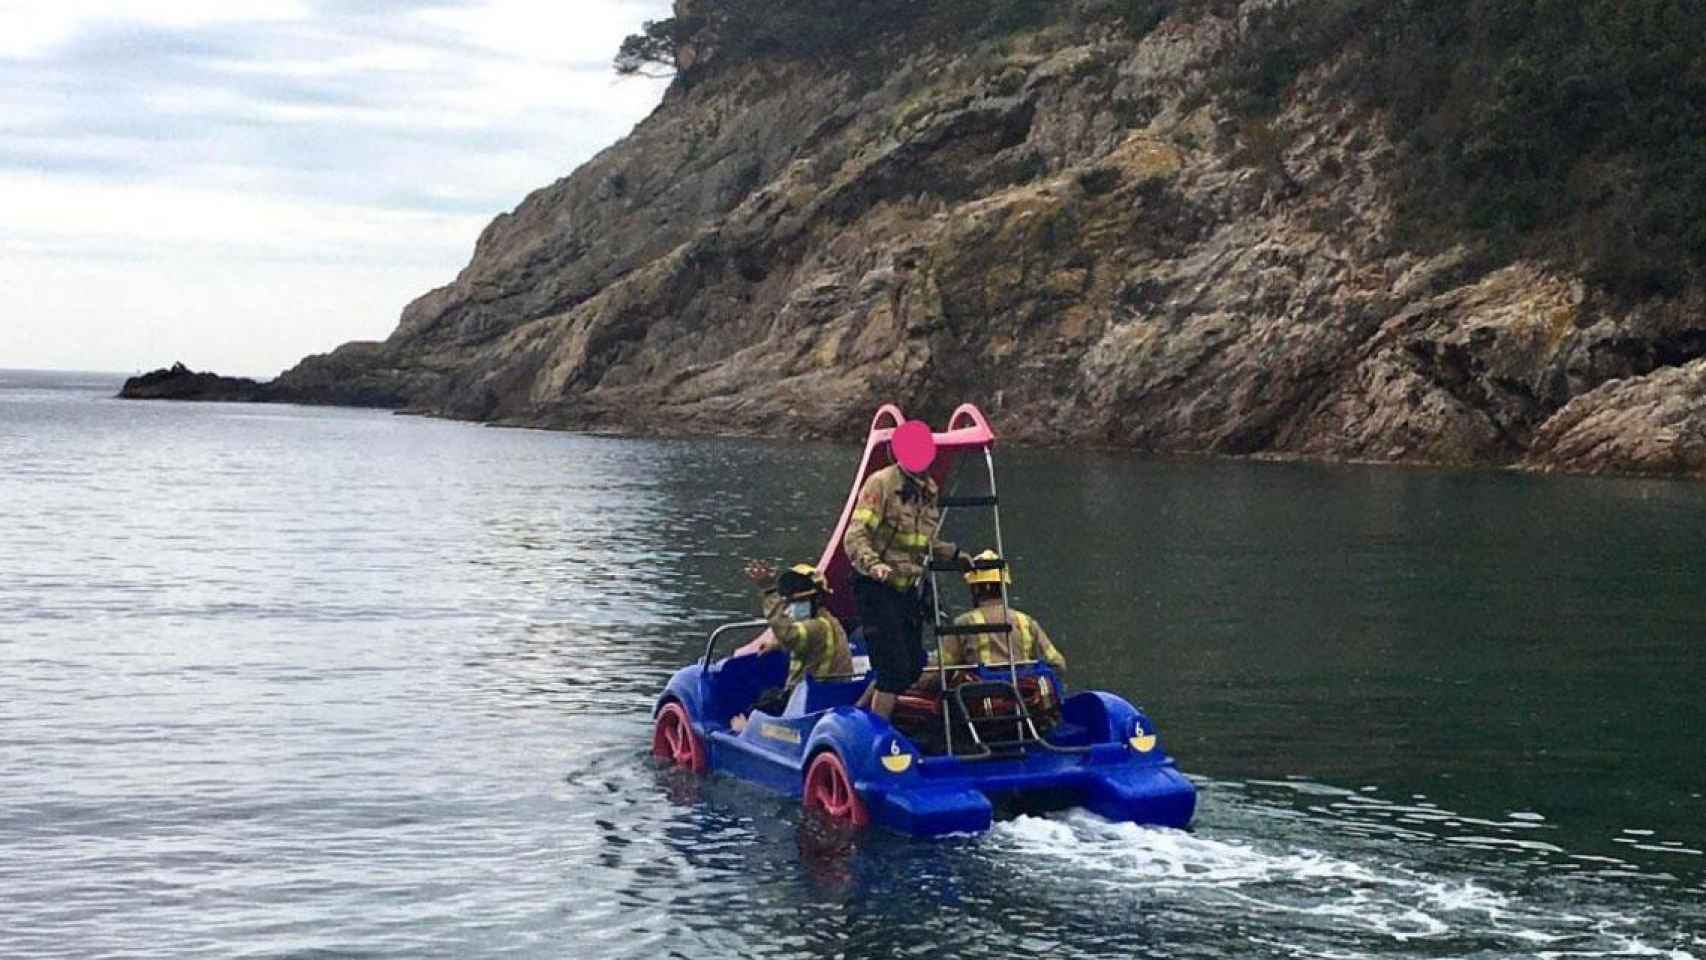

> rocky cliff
[259,2,1706,477]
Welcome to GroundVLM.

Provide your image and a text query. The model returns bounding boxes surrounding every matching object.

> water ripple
[4,377,1704,958]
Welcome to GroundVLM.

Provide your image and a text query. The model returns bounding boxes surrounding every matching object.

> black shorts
[853,575,926,694]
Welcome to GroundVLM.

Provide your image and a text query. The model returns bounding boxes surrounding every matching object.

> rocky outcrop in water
[119,363,266,402]
[172,4,1706,476]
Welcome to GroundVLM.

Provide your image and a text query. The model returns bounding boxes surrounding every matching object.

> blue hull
[657,652,1197,838]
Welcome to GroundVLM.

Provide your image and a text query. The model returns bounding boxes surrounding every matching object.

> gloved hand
[870,562,894,583]
[743,559,776,588]
[956,551,976,572]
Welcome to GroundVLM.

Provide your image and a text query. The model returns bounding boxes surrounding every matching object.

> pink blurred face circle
[891,420,937,474]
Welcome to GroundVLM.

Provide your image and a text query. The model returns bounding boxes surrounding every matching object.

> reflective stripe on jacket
[945,607,1067,672]
[842,464,958,589]
[761,589,853,689]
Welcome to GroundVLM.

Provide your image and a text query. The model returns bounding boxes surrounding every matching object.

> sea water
[2,370,1702,958]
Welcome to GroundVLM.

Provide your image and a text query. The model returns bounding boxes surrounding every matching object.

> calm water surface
[2,369,1702,958]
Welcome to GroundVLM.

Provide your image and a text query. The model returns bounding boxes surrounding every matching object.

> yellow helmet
[963,549,1010,586]
[777,562,832,599]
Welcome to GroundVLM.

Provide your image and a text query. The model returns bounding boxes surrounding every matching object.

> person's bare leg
[870,690,896,720]
[855,681,875,711]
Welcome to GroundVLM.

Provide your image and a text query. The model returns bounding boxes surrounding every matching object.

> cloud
[0,0,316,59]
[1,0,673,375]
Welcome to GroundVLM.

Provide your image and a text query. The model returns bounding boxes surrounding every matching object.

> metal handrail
[928,446,1028,757]
[700,619,770,669]
[925,446,1084,758]
[923,657,1041,675]
[986,445,1035,747]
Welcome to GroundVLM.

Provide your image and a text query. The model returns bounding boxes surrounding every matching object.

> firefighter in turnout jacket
[842,420,970,721]
[730,560,852,732]
[946,550,1067,673]
[916,549,1067,734]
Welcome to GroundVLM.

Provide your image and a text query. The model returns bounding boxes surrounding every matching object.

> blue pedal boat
[651,404,1195,837]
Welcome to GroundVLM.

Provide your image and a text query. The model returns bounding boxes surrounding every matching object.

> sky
[0,0,673,377]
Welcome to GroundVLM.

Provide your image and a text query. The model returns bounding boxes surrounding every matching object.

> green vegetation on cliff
[1224,0,1706,297]
[620,0,1706,298]
[616,0,1062,76]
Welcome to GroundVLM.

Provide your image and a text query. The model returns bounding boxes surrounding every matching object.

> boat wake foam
[989,811,1701,958]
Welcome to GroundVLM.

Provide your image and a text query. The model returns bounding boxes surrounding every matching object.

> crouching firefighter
[948,549,1064,736]
[917,549,1068,738]
[949,549,1067,676]
[730,560,852,732]
[842,420,971,721]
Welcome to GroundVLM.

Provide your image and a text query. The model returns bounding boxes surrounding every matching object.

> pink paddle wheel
[651,702,707,773]
[802,751,869,827]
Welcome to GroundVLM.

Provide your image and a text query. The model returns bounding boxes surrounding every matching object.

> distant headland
[119,363,267,402]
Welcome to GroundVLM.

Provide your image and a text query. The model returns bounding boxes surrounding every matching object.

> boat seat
[779,627,868,715]
[707,649,789,726]
[786,675,869,716]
